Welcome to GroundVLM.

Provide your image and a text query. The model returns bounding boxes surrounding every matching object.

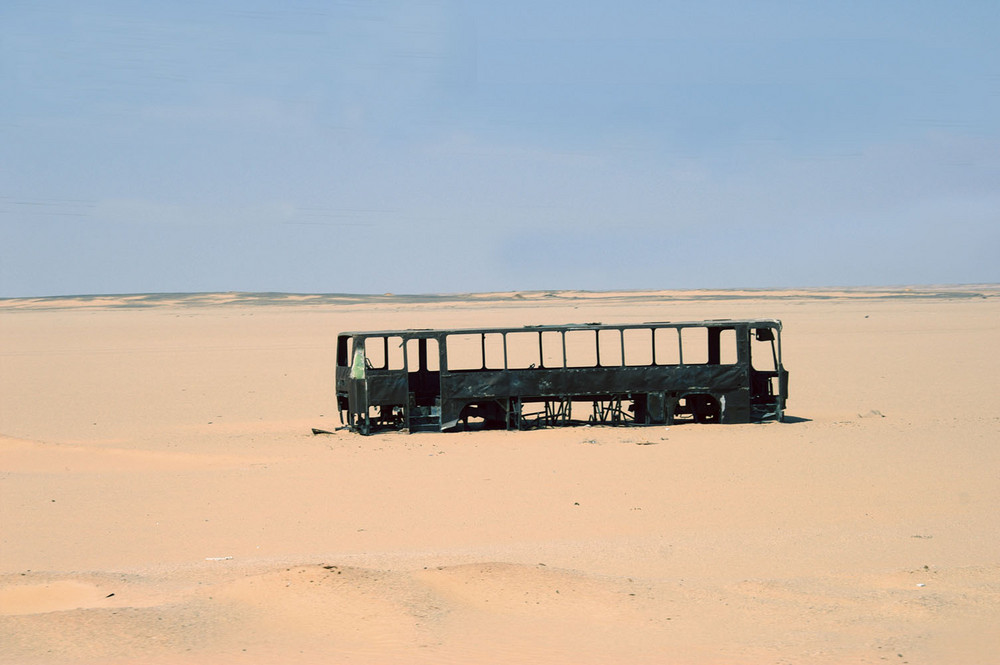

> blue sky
[2,1,998,297]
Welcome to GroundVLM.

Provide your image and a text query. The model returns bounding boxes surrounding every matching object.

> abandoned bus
[335,319,788,434]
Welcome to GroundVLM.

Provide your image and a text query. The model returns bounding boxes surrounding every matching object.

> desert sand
[1,287,999,664]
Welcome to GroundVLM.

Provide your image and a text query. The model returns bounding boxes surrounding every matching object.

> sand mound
[0,435,273,474]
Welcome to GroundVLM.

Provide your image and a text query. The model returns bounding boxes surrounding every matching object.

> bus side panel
[443,365,749,397]
[718,387,751,424]
[444,370,511,400]
[440,364,753,422]
[365,371,408,405]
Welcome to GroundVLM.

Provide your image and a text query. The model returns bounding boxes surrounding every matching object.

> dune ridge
[2,284,996,312]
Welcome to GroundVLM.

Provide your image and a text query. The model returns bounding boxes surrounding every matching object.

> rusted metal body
[336,319,788,434]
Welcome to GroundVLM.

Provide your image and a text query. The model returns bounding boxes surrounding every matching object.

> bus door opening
[750,327,780,406]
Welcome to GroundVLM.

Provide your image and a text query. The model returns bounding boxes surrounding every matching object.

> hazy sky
[2,1,998,297]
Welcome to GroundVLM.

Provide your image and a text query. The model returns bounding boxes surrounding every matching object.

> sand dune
[1,287,998,663]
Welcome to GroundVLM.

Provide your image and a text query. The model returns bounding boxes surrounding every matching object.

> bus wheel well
[679,393,721,424]
[457,401,507,430]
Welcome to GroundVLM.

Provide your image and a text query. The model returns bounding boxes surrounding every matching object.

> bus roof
[338,319,782,338]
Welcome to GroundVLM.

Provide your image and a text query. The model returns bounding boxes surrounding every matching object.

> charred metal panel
[445,365,744,399]
[365,371,408,404]
[445,370,512,399]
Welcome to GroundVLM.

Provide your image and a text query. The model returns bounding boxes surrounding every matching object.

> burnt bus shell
[336,319,787,434]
